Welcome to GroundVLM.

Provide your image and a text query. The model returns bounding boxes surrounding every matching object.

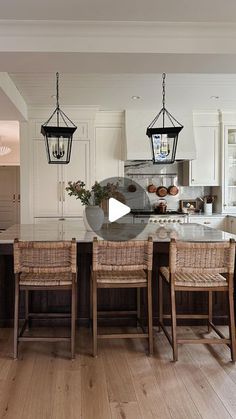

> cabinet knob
[204,221,210,224]
[223,204,227,207]
[191,179,194,182]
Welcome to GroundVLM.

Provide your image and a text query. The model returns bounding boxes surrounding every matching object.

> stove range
[132,209,188,224]
[131,209,183,216]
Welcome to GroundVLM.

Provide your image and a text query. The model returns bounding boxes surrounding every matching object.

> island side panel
[0,242,229,326]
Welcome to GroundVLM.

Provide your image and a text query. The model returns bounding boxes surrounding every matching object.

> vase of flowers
[66,180,113,231]
[83,205,104,231]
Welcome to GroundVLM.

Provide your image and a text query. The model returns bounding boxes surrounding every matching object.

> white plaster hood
[125,110,196,161]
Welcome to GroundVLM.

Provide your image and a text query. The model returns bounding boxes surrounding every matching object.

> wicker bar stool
[91,237,153,357]
[13,239,77,359]
[159,238,236,362]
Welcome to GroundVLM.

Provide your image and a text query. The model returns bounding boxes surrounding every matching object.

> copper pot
[128,184,137,192]
[156,186,168,197]
[168,185,179,196]
[147,184,157,193]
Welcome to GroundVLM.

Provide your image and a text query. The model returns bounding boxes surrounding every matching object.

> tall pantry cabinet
[20,109,124,223]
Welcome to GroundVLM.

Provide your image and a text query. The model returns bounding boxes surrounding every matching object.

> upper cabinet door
[223,126,236,213]
[33,140,62,217]
[62,140,90,217]
[189,126,220,186]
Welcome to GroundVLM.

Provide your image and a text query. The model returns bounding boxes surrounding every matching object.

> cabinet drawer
[189,217,226,230]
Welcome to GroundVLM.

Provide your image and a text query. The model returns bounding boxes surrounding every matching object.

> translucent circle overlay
[88,176,151,241]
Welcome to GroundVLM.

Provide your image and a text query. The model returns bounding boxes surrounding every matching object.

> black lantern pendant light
[146,73,183,164]
[41,73,77,164]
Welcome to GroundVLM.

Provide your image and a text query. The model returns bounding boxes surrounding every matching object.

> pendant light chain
[146,71,183,164]
[56,72,59,127]
[162,72,166,128]
[162,73,166,108]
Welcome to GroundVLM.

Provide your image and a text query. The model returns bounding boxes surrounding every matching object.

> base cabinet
[226,216,236,234]
[34,217,84,239]
[188,216,226,231]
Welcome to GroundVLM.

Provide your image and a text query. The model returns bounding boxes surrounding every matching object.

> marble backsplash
[124,160,211,211]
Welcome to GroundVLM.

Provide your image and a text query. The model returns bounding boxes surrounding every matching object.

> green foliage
[66,180,115,206]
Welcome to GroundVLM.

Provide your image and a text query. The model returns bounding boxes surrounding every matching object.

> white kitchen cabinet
[33,139,90,218]
[188,216,226,231]
[226,216,236,234]
[183,125,220,186]
[222,125,236,213]
[34,217,84,239]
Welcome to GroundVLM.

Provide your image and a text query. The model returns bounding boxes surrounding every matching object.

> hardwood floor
[0,326,235,418]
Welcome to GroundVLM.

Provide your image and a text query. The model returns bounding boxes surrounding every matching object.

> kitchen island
[0,221,235,327]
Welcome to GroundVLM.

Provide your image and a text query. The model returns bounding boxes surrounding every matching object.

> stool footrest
[98,333,149,339]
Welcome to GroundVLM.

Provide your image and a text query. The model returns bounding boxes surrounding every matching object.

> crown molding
[1,20,236,54]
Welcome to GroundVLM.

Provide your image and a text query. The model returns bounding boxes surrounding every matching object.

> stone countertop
[187,213,226,218]
[0,221,235,243]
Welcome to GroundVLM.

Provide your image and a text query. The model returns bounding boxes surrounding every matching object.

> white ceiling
[9,73,236,111]
[1,0,236,22]
[2,2,236,114]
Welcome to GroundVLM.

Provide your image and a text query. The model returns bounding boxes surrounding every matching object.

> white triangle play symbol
[108,198,131,222]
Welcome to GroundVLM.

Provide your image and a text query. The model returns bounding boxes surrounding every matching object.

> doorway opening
[0,121,20,230]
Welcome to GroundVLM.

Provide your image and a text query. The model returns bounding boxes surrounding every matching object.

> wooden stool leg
[158,274,163,332]
[137,288,141,327]
[14,278,20,360]
[25,290,29,332]
[71,279,76,360]
[89,274,93,328]
[228,287,236,362]
[170,284,178,362]
[208,291,213,333]
[147,275,153,356]
[92,274,98,357]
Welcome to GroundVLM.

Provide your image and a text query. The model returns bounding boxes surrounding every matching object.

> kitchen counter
[0,221,235,244]
[187,213,226,218]
[0,221,234,327]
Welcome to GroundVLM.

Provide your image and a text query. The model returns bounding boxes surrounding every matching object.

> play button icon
[108,198,131,222]
[88,176,151,241]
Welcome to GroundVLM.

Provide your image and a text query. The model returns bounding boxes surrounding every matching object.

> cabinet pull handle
[191,179,194,182]
[223,204,227,207]
[18,194,20,202]
[62,181,65,201]
[204,221,210,224]
[13,194,15,203]
[59,182,62,202]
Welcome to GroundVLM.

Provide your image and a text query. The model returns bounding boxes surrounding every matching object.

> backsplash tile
[124,160,211,211]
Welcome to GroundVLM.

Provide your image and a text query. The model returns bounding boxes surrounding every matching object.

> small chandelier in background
[41,72,77,164]
[146,73,183,164]
[0,136,11,156]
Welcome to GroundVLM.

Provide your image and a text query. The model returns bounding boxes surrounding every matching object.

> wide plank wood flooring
[0,326,235,418]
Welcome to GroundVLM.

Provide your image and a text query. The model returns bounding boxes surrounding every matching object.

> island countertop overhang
[0,221,235,245]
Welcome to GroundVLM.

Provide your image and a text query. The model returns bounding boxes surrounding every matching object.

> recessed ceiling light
[131,95,141,100]
[210,95,219,100]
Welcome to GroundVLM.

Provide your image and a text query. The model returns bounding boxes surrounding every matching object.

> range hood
[125,110,196,161]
